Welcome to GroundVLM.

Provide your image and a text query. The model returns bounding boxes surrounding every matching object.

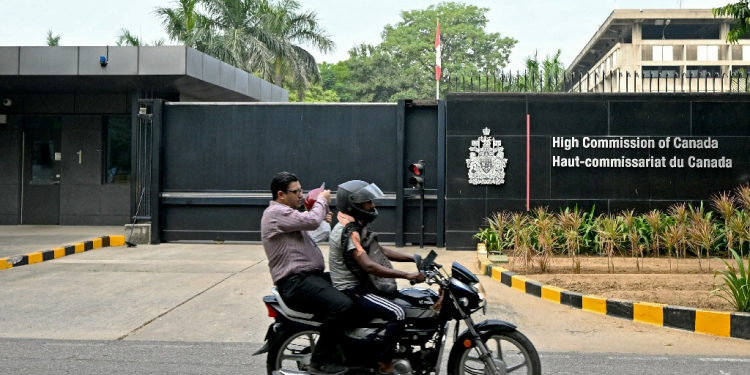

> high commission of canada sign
[551,136,732,169]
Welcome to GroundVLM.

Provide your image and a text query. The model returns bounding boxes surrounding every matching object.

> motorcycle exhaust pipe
[273,370,309,375]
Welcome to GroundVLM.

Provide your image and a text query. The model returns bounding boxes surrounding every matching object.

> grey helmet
[336,180,384,224]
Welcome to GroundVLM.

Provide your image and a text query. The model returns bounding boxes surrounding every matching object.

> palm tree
[190,0,334,98]
[116,29,142,46]
[154,0,205,44]
[258,0,334,89]
[46,30,61,46]
[508,49,565,92]
[116,29,166,46]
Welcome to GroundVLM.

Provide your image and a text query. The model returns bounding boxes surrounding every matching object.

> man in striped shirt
[261,172,352,375]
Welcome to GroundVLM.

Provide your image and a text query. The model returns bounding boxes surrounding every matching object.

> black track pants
[277,272,354,365]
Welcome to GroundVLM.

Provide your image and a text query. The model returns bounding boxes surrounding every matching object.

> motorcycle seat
[271,287,316,320]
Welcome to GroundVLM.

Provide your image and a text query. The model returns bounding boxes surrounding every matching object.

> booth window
[104,116,131,184]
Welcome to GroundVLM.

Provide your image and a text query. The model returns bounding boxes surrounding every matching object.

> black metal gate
[147,101,443,246]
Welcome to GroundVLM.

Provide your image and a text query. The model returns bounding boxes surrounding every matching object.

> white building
[568,9,749,92]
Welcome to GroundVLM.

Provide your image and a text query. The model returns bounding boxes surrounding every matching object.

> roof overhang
[567,9,731,74]
[0,46,287,102]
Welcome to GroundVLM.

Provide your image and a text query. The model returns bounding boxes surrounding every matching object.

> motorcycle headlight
[459,297,469,307]
[471,282,485,301]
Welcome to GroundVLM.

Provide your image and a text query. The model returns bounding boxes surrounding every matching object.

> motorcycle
[254,250,541,375]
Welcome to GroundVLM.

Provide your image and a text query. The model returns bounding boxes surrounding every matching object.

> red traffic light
[408,162,424,176]
[408,161,425,188]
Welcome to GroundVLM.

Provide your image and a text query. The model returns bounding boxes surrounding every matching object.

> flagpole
[436,17,440,100]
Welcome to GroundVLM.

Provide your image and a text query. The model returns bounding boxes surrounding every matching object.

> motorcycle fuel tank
[393,288,440,319]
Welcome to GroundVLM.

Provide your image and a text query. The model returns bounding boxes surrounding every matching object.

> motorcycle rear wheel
[447,329,541,375]
[266,329,320,375]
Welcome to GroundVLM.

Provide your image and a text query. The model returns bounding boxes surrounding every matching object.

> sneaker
[308,363,347,375]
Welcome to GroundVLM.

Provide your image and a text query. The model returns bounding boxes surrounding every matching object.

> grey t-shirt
[307,221,331,243]
[328,222,360,291]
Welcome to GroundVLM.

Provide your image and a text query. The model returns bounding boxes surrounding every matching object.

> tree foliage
[381,2,516,98]
[502,49,565,92]
[153,0,334,95]
[714,1,750,43]
[287,84,339,102]
[115,29,166,46]
[45,30,61,46]
[322,2,517,102]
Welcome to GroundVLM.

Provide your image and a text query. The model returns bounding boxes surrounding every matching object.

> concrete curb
[477,254,750,341]
[0,235,125,271]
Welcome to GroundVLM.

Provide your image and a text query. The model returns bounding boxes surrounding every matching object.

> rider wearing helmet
[328,180,425,375]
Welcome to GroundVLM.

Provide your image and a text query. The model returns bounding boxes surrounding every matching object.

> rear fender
[252,319,318,356]
[253,322,287,356]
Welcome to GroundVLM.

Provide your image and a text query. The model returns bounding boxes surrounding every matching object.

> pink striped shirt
[261,197,330,283]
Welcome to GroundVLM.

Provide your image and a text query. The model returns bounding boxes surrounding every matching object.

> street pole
[419,186,425,249]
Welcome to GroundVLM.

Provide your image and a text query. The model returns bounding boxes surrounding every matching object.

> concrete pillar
[633,21,642,92]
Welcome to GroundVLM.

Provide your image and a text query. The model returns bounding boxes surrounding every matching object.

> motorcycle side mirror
[414,254,423,271]
[423,250,438,267]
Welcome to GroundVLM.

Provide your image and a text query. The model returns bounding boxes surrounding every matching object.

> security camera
[2,99,11,107]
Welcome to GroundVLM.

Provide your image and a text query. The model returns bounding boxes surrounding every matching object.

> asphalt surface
[1,338,749,375]
[1,230,749,374]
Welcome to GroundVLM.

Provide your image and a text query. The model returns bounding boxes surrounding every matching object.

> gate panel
[160,103,399,242]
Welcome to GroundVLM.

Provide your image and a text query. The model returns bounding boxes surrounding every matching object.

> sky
[0,0,733,71]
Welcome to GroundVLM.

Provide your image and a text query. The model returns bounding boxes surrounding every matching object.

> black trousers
[277,272,354,365]
[347,287,406,363]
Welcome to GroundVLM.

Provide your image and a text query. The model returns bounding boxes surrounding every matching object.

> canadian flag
[435,19,441,81]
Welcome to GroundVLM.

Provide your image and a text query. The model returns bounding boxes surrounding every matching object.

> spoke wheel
[448,330,540,375]
[267,330,319,375]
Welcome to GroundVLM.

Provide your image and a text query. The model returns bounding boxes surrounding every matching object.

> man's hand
[324,213,332,224]
[319,189,331,202]
[405,272,426,283]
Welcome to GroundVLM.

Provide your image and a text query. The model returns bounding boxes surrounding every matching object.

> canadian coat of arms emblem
[466,127,508,185]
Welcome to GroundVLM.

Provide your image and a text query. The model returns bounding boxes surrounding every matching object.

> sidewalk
[0,225,123,259]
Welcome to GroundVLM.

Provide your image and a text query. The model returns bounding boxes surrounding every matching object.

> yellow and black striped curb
[477,257,750,341]
[0,235,125,271]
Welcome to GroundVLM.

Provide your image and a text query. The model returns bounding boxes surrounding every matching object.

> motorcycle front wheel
[447,329,541,375]
[266,329,319,375]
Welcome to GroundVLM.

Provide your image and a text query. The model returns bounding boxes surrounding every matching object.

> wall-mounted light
[2,98,11,107]
[100,45,109,67]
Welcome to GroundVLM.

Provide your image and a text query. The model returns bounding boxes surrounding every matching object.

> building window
[642,66,679,78]
[697,45,718,61]
[104,116,131,184]
[686,66,721,78]
[653,46,674,62]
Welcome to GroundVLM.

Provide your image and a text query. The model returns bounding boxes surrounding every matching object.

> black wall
[445,93,750,249]
[0,116,21,225]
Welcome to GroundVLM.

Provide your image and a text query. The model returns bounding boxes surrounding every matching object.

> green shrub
[712,249,750,312]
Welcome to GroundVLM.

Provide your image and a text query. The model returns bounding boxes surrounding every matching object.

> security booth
[0,46,288,226]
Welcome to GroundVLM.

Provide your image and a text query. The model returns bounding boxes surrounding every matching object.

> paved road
[0,240,749,374]
[1,338,749,375]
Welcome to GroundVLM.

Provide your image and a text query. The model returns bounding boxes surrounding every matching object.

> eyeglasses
[285,189,303,196]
